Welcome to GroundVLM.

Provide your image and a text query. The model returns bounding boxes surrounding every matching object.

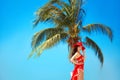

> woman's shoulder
[71,52,79,59]
[74,52,79,56]
[74,52,82,58]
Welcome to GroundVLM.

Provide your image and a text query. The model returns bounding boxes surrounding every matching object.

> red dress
[71,55,84,80]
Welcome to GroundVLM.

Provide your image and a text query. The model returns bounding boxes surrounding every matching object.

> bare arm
[70,52,84,65]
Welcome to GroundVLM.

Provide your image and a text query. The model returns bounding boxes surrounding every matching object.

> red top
[72,42,85,51]
[74,54,84,70]
[71,54,84,80]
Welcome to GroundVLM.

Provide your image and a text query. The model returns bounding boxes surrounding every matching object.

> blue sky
[0,0,120,80]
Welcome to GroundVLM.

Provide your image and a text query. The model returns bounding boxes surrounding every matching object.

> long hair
[69,45,79,59]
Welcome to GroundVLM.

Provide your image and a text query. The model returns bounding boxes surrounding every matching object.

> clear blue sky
[0,0,120,80]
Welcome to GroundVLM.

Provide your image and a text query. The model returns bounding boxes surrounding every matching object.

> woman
[70,42,86,80]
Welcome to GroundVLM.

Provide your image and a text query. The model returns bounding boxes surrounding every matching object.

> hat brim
[72,42,85,51]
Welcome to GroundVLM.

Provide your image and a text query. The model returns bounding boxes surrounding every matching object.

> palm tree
[29,0,113,67]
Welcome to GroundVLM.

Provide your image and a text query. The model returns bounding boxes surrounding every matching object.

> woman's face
[77,46,82,51]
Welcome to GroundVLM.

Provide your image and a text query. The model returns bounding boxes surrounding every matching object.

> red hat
[72,42,85,51]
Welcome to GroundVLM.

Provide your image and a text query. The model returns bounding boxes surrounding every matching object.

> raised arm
[70,52,78,64]
[70,52,84,65]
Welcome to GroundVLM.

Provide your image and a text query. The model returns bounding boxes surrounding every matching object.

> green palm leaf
[29,32,68,58]
[32,27,64,48]
[85,37,104,67]
[82,24,113,41]
[34,5,66,27]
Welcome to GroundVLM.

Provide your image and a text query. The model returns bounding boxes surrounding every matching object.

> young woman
[70,42,86,80]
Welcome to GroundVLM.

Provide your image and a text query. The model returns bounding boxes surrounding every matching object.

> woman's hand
[71,59,83,65]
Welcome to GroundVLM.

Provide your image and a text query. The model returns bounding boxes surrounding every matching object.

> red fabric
[71,55,84,80]
[72,42,85,51]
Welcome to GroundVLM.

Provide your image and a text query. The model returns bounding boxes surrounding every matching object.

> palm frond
[68,0,85,23]
[33,5,66,27]
[29,32,69,58]
[33,0,69,27]
[31,27,64,48]
[82,24,113,41]
[49,0,60,4]
[85,37,104,67]
[74,0,82,21]
[68,0,72,4]
[33,0,82,28]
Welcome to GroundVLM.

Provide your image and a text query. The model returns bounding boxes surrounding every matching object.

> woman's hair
[69,45,79,59]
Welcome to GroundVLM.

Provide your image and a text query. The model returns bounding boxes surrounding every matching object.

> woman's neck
[77,51,82,55]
